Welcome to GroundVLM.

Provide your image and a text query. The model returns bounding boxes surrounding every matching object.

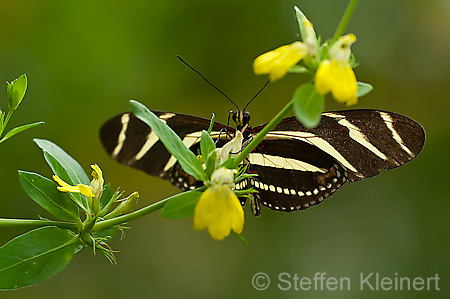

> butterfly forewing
[100,111,233,190]
[247,109,424,212]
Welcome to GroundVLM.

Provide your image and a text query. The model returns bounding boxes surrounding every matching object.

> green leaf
[130,100,206,181]
[99,184,112,209]
[293,83,324,129]
[161,190,203,219]
[232,231,249,245]
[357,81,373,97]
[7,74,27,111]
[294,6,308,42]
[200,130,216,162]
[43,151,87,211]
[0,226,78,290]
[99,187,123,217]
[288,65,311,74]
[207,113,215,134]
[34,139,90,185]
[18,171,80,222]
[0,121,44,144]
[204,149,219,178]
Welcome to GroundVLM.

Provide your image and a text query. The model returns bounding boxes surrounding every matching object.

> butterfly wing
[246,109,425,212]
[100,111,233,190]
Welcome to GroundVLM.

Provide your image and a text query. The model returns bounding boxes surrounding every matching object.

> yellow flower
[193,168,244,240]
[315,34,358,105]
[253,17,317,81]
[253,42,308,81]
[53,164,104,198]
[53,175,95,197]
[90,164,104,198]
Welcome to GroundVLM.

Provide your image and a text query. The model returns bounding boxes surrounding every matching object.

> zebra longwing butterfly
[100,108,425,215]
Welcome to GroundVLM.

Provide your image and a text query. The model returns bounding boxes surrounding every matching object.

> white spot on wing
[248,153,326,173]
[112,114,130,157]
[322,112,345,119]
[338,118,388,160]
[134,131,160,160]
[265,131,358,172]
[159,113,176,120]
[379,112,415,157]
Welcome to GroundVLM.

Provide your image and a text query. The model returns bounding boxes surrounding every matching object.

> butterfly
[100,106,425,216]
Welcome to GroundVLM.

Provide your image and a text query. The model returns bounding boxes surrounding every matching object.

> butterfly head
[232,109,251,132]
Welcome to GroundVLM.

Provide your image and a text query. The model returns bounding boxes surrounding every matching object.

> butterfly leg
[215,127,234,146]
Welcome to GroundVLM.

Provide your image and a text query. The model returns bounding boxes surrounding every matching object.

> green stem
[0,110,13,137]
[92,189,199,232]
[0,218,79,230]
[231,98,295,168]
[331,0,359,44]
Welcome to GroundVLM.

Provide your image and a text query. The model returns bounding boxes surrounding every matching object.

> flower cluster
[253,8,363,106]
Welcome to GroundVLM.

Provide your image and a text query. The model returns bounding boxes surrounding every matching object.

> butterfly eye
[243,111,251,124]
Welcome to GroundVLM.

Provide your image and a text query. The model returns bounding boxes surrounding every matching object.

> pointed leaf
[293,83,324,129]
[207,113,216,134]
[99,184,112,209]
[7,74,27,111]
[18,171,80,222]
[357,81,373,97]
[34,139,90,185]
[0,121,44,144]
[161,190,202,219]
[0,226,78,290]
[294,6,316,43]
[131,100,206,181]
[200,130,216,161]
[288,65,310,74]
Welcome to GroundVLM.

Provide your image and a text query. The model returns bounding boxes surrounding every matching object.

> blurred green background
[0,0,448,298]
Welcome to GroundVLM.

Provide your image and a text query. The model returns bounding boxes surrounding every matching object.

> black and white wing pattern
[244,109,425,212]
[100,111,232,191]
[100,108,425,214]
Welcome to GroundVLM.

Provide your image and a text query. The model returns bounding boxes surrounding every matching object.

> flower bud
[7,74,27,111]
[104,191,139,219]
[211,167,235,186]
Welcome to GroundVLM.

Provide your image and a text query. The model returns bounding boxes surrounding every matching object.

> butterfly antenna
[177,55,239,110]
[243,79,270,111]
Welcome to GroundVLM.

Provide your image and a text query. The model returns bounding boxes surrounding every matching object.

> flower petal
[193,185,244,240]
[53,175,80,193]
[254,42,308,81]
[77,184,95,197]
[329,34,356,62]
[218,131,243,164]
[315,60,357,105]
[315,60,333,95]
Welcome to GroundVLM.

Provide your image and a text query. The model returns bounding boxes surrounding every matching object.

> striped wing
[100,111,232,190]
[245,109,425,212]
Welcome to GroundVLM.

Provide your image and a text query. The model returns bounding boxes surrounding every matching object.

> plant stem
[331,0,359,44]
[92,189,199,232]
[0,110,13,137]
[231,98,295,168]
[0,218,78,230]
